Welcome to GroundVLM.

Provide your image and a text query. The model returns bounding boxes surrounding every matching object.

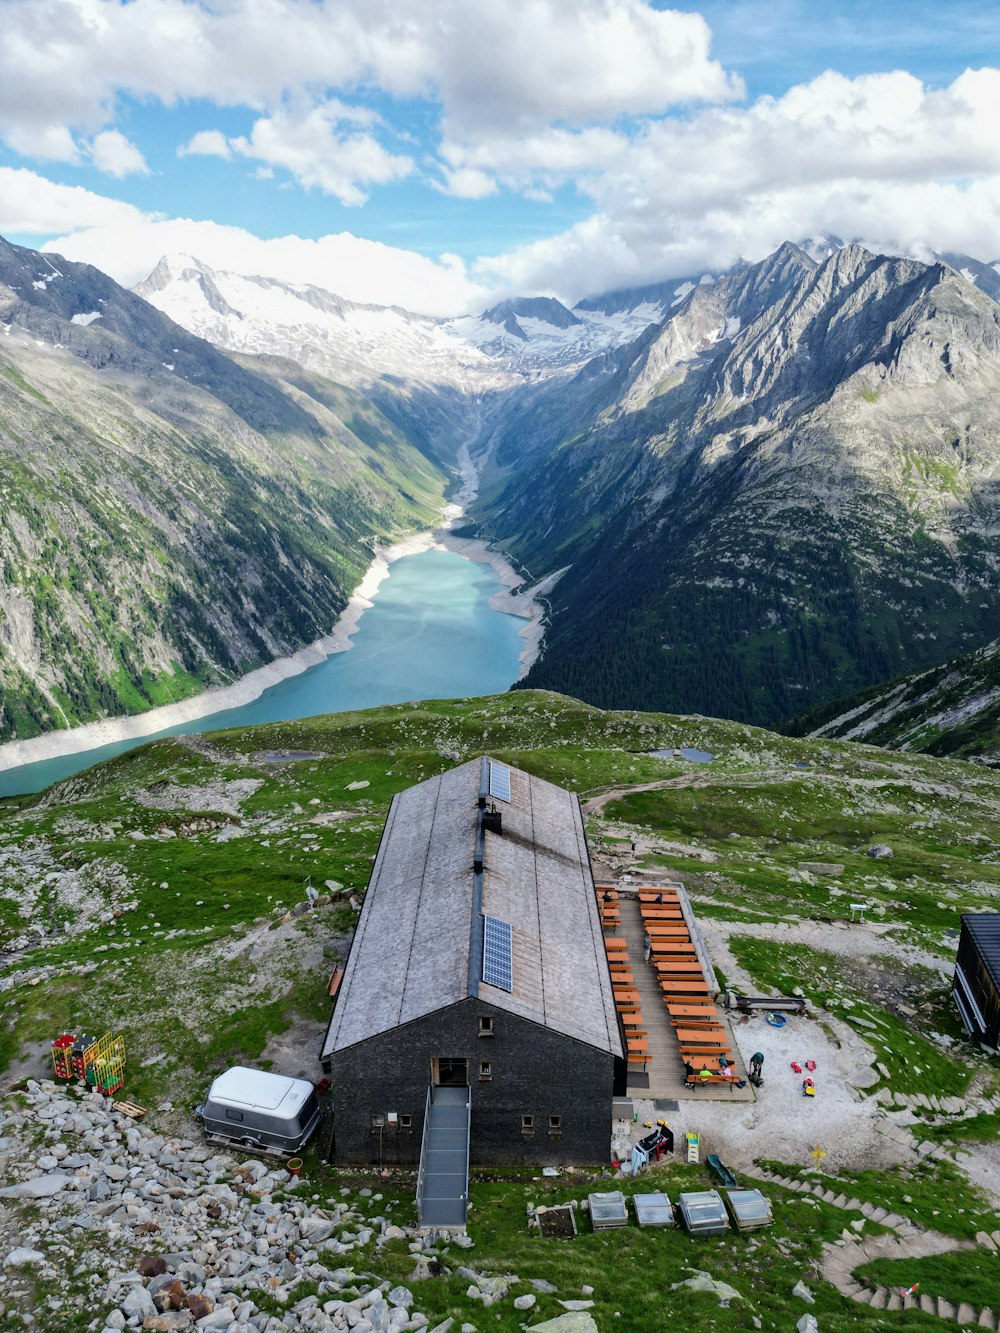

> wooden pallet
[112,1100,146,1119]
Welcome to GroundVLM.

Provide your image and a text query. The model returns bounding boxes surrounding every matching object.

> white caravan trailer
[195,1067,322,1152]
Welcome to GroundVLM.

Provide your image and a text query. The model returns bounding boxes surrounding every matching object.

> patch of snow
[671,282,695,306]
[134,252,666,386]
[70,311,102,326]
[31,280,46,291]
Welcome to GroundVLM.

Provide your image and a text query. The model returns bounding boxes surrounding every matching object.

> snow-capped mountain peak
[133,258,679,386]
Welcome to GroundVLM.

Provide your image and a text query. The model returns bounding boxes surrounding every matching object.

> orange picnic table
[660,979,710,994]
[605,937,628,951]
[655,961,704,974]
[676,1028,730,1045]
[668,1010,720,1027]
[666,1001,717,1016]
[613,987,640,1006]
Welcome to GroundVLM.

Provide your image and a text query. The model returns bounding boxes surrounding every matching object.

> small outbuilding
[954,914,1000,1051]
[321,756,625,1193]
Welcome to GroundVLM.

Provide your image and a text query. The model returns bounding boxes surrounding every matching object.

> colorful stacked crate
[84,1033,127,1094]
[50,1033,77,1080]
[70,1034,98,1079]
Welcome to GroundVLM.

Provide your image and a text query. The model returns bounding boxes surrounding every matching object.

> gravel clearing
[626,1000,905,1175]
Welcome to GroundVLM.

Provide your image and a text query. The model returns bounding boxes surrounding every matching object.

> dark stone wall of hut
[955,925,1000,1049]
[327,997,614,1166]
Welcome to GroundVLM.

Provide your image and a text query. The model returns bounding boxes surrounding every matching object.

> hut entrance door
[431,1057,468,1087]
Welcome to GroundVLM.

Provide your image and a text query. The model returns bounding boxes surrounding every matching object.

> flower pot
[286,1158,303,1176]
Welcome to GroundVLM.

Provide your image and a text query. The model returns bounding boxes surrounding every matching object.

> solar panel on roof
[482,915,513,991]
[488,762,510,802]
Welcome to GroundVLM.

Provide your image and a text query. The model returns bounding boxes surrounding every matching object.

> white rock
[4,1248,46,1266]
[0,1173,73,1198]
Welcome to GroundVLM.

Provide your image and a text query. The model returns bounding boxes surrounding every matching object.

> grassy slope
[3,689,1000,1329]
[0,339,446,741]
[787,637,1000,764]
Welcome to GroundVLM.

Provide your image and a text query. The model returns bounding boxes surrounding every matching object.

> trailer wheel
[240,1136,259,1149]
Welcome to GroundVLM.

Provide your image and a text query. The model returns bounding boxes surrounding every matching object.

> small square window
[399,1114,413,1132]
[371,1113,385,1130]
[521,1114,534,1137]
[549,1115,562,1129]
[479,1061,492,1082]
[478,1016,495,1037]
[224,1108,243,1123]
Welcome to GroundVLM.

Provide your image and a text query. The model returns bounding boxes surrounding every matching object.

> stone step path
[749,1167,999,1328]
[745,1167,920,1236]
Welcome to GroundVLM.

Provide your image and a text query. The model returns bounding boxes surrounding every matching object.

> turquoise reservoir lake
[0,548,525,798]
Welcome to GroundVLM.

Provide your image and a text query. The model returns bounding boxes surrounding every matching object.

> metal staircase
[416,1084,470,1228]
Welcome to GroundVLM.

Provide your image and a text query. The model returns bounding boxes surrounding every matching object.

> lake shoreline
[0,486,550,776]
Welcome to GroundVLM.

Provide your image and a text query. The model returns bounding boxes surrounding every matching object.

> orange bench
[684,1072,739,1091]
[327,966,345,999]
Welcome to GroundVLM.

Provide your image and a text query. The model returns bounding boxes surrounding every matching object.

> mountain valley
[0,237,445,743]
[5,230,1000,754]
[134,238,1000,737]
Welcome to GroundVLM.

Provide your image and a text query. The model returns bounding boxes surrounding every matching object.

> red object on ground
[51,1034,77,1080]
[791,1061,802,1073]
[805,1059,817,1071]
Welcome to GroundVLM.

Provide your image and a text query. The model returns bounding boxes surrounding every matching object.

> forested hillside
[473,244,1000,726]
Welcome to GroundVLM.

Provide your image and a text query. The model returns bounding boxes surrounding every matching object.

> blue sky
[1,1,998,313]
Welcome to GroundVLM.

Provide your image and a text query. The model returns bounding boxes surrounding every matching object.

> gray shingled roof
[322,757,622,1060]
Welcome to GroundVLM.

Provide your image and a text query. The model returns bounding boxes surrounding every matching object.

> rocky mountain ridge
[472,242,1000,725]
[135,254,695,381]
[0,236,445,743]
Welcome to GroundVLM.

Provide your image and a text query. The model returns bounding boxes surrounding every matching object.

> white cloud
[90,129,150,177]
[0,167,147,234]
[430,0,740,134]
[435,166,498,200]
[2,122,80,163]
[42,215,490,316]
[178,129,232,159]
[475,68,1000,300]
[0,1,738,165]
[436,125,630,198]
[228,101,413,204]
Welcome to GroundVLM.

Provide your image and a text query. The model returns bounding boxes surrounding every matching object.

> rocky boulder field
[0,1080,463,1333]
